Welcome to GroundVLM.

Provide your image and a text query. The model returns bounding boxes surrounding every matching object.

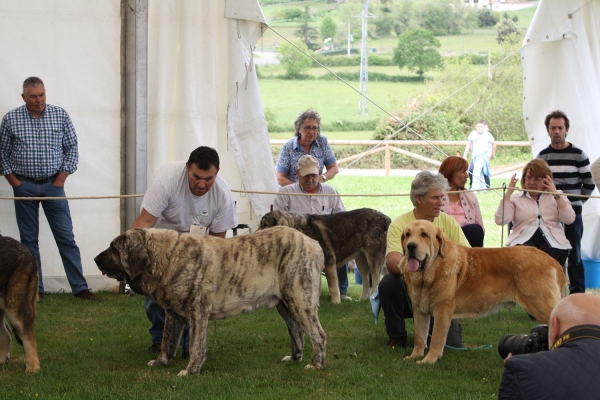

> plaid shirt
[0,104,78,178]
[275,136,336,183]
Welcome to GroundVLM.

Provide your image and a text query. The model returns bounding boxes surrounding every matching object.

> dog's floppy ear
[114,228,150,280]
[400,229,407,254]
[436,226,445,257]
[259,212,277,230]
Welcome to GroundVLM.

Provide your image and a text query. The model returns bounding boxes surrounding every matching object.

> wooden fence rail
[270,140,531,176]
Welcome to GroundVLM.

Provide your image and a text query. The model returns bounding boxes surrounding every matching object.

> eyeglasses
[525,175,544,183]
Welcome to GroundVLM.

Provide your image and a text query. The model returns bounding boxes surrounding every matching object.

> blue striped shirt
[0,104,78,178]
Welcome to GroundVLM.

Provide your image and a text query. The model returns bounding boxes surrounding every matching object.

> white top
[467,130,495,159]
[141,161,238,233]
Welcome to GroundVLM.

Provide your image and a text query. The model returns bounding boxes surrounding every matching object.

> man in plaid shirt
[0,77,97,301]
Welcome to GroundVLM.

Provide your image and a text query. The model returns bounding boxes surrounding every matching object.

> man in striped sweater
[537,110,595,294]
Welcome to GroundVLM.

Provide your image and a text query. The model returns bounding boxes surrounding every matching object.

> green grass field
[259,79,424,127]
[4,288,588,399]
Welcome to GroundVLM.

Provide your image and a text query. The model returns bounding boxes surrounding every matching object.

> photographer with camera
[498,294,600,399]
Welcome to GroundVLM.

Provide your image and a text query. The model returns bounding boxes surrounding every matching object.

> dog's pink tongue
[407,258,420,272]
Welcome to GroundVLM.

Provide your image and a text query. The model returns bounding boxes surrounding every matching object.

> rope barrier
[1,187,597,201]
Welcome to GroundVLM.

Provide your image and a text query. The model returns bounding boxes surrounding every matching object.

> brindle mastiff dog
[95,226,327,376]
[400,220,566,365]
[0,235,40,372]
[259,208,391,303]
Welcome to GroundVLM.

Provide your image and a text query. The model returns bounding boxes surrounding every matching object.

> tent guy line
[266,25,522,196]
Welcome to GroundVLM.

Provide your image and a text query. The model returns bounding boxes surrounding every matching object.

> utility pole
[357,0,376,116]
[347,20,351,57]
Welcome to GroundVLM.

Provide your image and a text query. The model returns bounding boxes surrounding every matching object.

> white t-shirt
[140,161,238,234]
[467,130,495,159]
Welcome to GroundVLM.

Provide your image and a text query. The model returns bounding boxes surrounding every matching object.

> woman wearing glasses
[494,159,575,267]
[275,109,339,187]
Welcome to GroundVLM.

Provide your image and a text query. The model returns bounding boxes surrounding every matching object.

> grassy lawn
[269,131,374,141]
[0,289,565,399]
[259,79,424,127]
[5,286,596,398]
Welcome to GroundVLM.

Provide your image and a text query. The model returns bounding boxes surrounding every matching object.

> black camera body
[498,324,549,359]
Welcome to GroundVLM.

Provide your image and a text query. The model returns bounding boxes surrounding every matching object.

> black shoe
[182,351,189,359]
[147,342,161,353]
[74,289,100,301]
[386,335,407,349]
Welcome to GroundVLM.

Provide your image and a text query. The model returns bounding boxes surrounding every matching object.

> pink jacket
[441,191,485,231]
[494,191,575,246]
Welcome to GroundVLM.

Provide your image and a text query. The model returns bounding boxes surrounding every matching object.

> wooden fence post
[385,144,390,176]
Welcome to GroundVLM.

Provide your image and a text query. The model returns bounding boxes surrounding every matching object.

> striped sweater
[537,143,595,207]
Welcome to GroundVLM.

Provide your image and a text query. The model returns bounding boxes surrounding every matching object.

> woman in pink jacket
[495,159,575,267]
[439,156,485,247]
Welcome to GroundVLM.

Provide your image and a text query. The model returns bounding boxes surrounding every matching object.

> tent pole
[123,0,149,231]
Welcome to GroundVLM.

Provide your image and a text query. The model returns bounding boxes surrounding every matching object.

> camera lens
[498,334,530,359]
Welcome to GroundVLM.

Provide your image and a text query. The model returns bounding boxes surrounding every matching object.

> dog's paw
[148,360,156,367]
[304,364,323,370]
[417,354,440,365]
[25,365,40,373]
[177,370,188,377]
[282,354,302,362]
[0,353,10,364]
[404,352,424,361]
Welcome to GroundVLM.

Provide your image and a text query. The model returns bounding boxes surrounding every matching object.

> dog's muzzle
[406,242,427,272]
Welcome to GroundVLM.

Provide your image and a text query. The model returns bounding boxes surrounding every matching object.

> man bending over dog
[132,146,237,358]
[273,154,352,301]
[379,171,469,348]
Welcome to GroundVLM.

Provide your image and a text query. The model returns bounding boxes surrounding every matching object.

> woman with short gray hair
[275,109,339,187]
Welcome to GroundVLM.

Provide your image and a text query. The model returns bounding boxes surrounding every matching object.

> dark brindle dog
[259,208,391,303]
[95,226,327,376]
[0,235,40,372]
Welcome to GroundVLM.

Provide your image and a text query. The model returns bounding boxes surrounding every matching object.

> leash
[400,277,493,352]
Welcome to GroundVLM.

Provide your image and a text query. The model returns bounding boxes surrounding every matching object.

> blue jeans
[337,263,349,296]
[468,161,490,189]
[145,296,189,351]
[13,178,88,295]
[565,208,585,293]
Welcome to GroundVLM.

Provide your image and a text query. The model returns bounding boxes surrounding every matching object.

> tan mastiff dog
[400,220,566,365]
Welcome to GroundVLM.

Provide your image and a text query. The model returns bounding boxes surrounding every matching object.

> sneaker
[74,289,100,301]
[147,342,162,354]
[386,335,407,349]
[340,294,353,301]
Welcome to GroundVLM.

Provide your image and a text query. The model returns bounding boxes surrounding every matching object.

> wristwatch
[322,175,327,182]
[554,194,561,200]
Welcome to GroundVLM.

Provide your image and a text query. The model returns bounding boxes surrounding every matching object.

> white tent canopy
[0,0,277,292]
[522,0,600,259]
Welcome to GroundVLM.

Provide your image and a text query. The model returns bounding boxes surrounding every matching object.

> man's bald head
[549,294,600,346]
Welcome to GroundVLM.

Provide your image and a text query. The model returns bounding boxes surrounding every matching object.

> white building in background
[463,0,492,8]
